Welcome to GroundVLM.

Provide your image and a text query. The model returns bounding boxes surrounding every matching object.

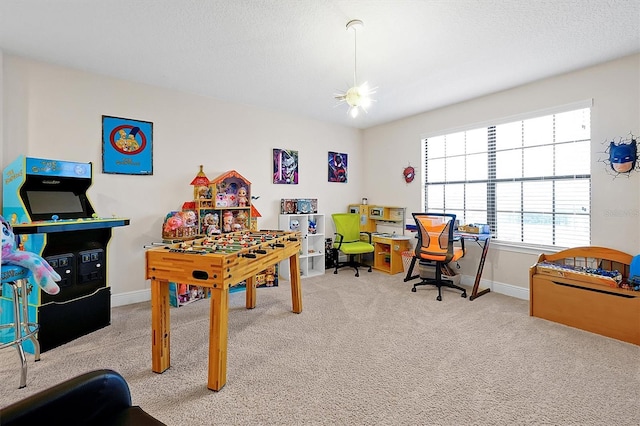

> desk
[145,231,302,391]
[403,231,491,301]
[371,234,412,275]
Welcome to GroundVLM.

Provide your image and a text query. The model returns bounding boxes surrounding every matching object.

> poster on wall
[102,115,153,175]
[273,148,298,184]
[328,151,348,183]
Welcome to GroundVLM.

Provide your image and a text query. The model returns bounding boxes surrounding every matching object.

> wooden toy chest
[529,246,640,345]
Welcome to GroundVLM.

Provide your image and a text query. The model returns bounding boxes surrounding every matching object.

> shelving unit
[279,213,325,279]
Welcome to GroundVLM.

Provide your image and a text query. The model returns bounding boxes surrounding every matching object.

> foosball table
[529,246,639,345]
[145,230,302,391]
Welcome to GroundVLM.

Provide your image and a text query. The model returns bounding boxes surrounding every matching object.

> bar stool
[0,265,41,388]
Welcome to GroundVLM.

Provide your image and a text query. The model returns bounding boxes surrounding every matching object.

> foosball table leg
[151,279,171,374]
[245,276,256,309]
[207,286,229,391]
[289,253,302,313]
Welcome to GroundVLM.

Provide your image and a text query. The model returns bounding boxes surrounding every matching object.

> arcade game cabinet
[2,156,129,352]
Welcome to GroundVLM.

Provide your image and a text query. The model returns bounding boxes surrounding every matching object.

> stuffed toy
[1,215,61,295]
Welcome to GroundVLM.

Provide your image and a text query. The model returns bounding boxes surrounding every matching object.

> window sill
[490,240,566,256]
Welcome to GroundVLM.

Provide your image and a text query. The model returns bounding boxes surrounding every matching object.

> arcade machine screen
[26,191,85,216]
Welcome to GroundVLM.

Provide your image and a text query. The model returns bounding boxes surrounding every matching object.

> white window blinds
[423,106,591,248]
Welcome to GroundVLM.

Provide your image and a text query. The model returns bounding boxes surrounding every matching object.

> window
[422,105,591,248]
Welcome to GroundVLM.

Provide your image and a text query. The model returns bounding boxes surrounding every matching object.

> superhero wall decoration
[273,149,299,184]
[403,165,415,183]
[601,134,638,177]
[328,152,347,183]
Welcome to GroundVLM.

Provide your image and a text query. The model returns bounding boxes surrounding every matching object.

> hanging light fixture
[334,19,376,118]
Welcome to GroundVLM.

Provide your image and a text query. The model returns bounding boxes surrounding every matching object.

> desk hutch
[347,204,409,275]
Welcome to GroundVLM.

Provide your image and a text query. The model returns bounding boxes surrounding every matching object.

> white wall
[363,53,640,293]
[1,55,363,305]
[2,53,639,303]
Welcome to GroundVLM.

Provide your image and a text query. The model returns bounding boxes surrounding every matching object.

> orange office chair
[410,212,466,301]
[331,213,374,277]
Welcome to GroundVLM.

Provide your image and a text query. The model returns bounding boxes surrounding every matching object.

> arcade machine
[2,156,129,352]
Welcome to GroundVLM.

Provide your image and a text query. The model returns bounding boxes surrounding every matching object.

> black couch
[0,369,165,426]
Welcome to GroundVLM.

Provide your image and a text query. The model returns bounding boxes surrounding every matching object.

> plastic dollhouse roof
[250,205,261,218]
[190,165,210,186]
[209,170,251,185]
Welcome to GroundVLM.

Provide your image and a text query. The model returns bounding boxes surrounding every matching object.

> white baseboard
[110,275,531,308]
[111,289,150,307]
[460,275,529,300]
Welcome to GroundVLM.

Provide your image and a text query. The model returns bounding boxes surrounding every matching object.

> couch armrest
[0,369,162,426]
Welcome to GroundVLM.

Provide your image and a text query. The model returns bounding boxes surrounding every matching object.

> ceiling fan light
[335,18,375,118]
[345,86,361,107]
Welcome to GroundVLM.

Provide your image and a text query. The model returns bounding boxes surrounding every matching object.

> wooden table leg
[245,276,256,309]
[207,286,229,391]
[469,237,492,301]
[289,253,302,313]
[151,279,170,373]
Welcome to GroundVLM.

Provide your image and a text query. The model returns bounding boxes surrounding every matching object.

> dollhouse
[163,167,277,307]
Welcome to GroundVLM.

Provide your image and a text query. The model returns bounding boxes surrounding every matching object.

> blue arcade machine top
[3,155,128,235]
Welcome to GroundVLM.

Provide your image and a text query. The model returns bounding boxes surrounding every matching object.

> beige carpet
[1,270,639,425]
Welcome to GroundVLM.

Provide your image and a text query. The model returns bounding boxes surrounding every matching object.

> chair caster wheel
[436,295,442,301]
[355,272,359,277]
[461,292,467,298]
[334,271,338,274]
[411,287,417,292]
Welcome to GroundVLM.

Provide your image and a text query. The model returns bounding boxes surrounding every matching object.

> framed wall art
[328,151,347,182]
[102,115,153,175]
[273,148,298,184]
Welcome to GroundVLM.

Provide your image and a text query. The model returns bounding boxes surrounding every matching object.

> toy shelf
[278,213,325,279]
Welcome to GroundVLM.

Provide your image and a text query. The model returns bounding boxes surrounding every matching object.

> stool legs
[18,279,41,362]
[5,279,40,388]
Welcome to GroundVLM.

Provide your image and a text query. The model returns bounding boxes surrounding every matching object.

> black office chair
[408,212,466,301]
[331,213,374,277]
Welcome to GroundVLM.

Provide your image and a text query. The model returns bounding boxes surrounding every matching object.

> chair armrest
[333,232,345,249]
[1,369,133,426]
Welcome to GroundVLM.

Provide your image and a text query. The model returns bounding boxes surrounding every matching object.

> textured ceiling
[0,0,639,129]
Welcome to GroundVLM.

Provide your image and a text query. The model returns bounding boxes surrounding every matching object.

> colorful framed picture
[328,151,348,182]
[273,148,298,184]
[102,115,153,175]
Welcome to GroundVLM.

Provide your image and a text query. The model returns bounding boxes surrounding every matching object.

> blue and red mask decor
[609,139,637,173]
[602,135,638,177]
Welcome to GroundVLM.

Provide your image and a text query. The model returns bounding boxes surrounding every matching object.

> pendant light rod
[346,19,363,86]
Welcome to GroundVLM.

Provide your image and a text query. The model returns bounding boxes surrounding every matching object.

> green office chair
[331,213,374,277]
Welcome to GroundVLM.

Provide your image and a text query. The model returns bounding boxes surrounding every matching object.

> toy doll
[237,187,249,207]
[204,213,221,235]
[1,215,61,295]
[222,211,234,232]
[235,211,248,231]
[264,265,276,287]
